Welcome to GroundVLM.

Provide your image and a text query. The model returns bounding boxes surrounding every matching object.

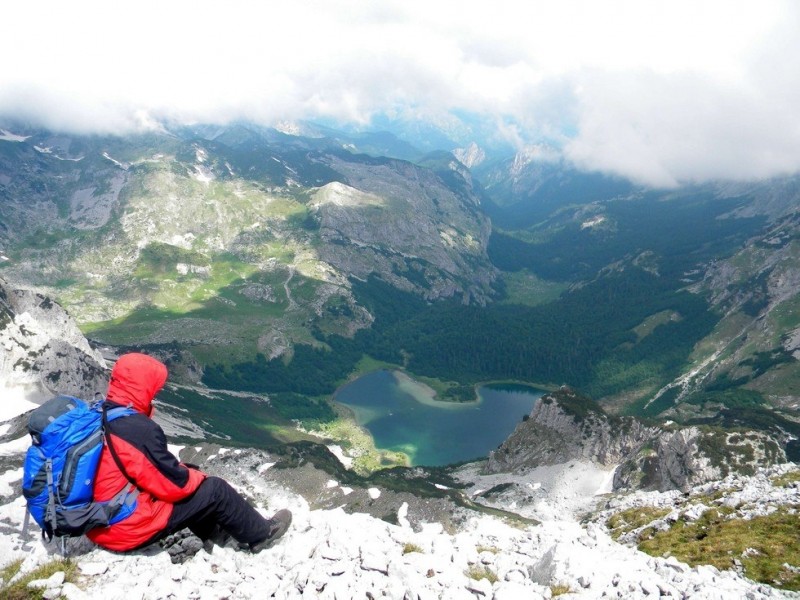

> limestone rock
[0,277,108,404]
[487,387,786,492]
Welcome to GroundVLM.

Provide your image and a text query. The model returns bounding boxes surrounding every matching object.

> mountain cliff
[487,387,787,492]
[0,277,107,409]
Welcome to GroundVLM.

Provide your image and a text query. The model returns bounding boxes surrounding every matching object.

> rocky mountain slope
[0,277,107,417]
[488,388,788,493]
[1,416,797,599]
[0,123,495,365]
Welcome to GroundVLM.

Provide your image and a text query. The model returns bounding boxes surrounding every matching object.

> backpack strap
[21,506,31,539]
[101,403,140,491]
[44,459,57,541]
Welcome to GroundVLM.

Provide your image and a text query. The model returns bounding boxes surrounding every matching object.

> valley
[1,122,799,462]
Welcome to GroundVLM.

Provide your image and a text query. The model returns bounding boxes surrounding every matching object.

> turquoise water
[334,370,543,466]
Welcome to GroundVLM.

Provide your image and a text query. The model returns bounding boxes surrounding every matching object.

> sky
[1,0,798,187]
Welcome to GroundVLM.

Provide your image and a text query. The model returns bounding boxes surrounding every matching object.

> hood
[107,353,168,415]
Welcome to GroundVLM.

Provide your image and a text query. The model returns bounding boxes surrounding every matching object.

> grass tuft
[0,558,23,583]
[772,470,800,488]
[550,583,573,596]
[605,506,672,540]
[0,558,78,600]
[402,542,424,555]
[465,564,498,584]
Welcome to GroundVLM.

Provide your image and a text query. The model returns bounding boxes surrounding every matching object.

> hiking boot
[247,509,292,553]
[202,524,232,554]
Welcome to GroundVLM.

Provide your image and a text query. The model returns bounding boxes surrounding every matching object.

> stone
[465,576,493,597]
[360,552,389,575]
[492,581,545,600]
[79,562,109,576]
[27,571,66,589]
[61,582,91,600]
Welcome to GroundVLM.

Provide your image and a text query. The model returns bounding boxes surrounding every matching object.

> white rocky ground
[0,395,797,599]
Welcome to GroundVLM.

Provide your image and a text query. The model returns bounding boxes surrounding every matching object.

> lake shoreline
[333,370,545,467]
[334,364,555,404]
[392,370,482,409]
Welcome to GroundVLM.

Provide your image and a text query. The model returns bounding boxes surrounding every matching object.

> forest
[204,268,717,411]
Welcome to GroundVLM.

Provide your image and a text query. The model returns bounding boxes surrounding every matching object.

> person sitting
[86,352,291,554]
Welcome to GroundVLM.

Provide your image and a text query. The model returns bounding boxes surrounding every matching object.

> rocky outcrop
[487,387,787,493]
[310,154,496,304]
[0,278,107,404]
[487,387,655,472]
[614,426,786,492]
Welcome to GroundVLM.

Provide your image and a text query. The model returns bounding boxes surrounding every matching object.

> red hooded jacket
[86,353,206,551]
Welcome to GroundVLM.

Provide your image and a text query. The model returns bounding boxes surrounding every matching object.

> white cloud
[1,0,798,185]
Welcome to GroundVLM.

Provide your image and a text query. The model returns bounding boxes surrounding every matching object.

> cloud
[1,0,798,185]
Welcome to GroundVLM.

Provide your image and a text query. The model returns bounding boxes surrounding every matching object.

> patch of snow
[101,152,129,170]
[31,146,83,161]
[0,434,31,457]
[176,263,210,277]
[581,215,606,229]
[434,483,450,490]
[0,468,20,496]
[274,121,301,136]
[0,383,42,421]
[169,233,196,249]
[168,444,184,459]
[326,480,339,489]
[397,502,410,528]
[340,486,353,495]
[0,129,30,142]
[327,444,353,469]
[456,460,619,521]
[367,487,381,499]
[193,165,214,184]
[257,462,275,473]
[594,465,618,496]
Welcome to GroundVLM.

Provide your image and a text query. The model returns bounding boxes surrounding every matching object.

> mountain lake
[334,370,543,466]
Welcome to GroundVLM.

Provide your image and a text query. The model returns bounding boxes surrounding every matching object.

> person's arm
[108,416,206,502]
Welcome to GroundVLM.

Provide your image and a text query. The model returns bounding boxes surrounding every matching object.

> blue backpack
[22,395,139,542]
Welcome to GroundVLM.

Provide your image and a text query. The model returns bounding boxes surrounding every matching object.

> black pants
[142,476,270,548]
